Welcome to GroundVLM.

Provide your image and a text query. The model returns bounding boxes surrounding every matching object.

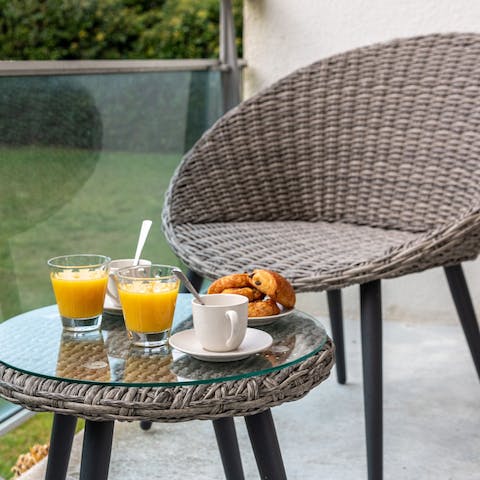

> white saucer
[248,306,294,326]
[169,328,273,362]
[103,296,123,316]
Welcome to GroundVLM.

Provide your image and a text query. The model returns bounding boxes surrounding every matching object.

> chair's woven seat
[170,220,474,290]
[162,33,480,291]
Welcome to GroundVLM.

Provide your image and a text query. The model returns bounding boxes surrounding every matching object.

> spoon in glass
[133,219,153,266]
[172,268,205,305]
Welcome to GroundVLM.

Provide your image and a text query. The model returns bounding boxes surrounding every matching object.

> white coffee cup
[106,258,151,309]
[192,294,248,352]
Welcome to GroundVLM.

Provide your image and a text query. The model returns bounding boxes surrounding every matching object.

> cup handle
[106,281,120,305]
[225,310,241,349]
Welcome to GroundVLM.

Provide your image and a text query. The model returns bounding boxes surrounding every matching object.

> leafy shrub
[0,0,243,60]
[0,78,102,149]
[136,0,243,59]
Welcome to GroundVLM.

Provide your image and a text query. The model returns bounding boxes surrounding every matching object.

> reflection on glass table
[0,294,328,386]
[56,330,111,382]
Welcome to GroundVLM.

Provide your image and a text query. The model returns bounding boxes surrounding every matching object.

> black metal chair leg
[327,289,346,384]
[79,420,115,480]
[213,417,245,480]
[45,414,77,480]
[244,409,287,480]
[139,420,152,430]
[360,280,383,480]
[444,264,480,379]
[180,268,204,293]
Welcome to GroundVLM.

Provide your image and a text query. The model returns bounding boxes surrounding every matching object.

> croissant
[248,269,296,309]
[207,273,250,294]
[221,287,265,302]
[248,298,281,317]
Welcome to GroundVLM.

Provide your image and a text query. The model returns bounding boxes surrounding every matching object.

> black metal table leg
[45,414,77,480]
[244,409,287,480]
[360,280,383,480]
[79,420,115,480]
[213,417,245,480]
[327,289,346,384]
[444,264,480,379]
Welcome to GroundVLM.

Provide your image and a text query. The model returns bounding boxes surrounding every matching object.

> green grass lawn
[0,146,183,321]
[0,413,84,479]
[0,146,184,477]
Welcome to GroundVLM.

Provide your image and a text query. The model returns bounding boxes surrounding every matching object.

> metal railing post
[220,0,241,112]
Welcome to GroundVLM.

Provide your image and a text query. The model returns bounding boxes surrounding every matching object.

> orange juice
[118,281,179,333]
[51,270,108,319]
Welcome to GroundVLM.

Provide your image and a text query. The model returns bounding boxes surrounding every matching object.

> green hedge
[0,0,243,60]
[0,78,102,149]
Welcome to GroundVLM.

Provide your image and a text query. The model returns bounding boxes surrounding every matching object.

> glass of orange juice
[48,254,110,332]
[115,264,180,348]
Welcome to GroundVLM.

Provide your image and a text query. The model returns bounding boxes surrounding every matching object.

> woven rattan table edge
[0,339,334,423]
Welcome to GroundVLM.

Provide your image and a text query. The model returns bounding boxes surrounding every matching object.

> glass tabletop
[0,294,327,387]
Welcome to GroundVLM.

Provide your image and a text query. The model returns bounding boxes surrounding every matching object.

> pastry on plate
[221,286,265,302]
[207,269,296,318]
[207,273,250,294]
[248,269,296,309]
[248,298,281,317]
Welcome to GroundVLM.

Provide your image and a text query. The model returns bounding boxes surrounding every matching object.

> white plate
[103,296,123,316]
[248,306,294,326]
[169,328,273,362]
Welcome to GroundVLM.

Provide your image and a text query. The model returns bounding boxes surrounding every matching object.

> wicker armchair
[163,33,480,479]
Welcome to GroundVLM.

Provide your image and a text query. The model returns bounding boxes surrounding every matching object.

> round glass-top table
[0,294,329,387]
[0,294,334,480]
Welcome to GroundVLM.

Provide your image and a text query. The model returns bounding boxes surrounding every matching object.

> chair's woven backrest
[165,33,480,233]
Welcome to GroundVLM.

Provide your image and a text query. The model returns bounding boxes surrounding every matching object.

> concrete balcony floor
[19,293,480,480]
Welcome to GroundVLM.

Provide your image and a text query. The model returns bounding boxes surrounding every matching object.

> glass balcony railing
[0,61,226,423]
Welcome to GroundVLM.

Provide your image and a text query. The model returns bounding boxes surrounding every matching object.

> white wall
[243,0,480,323]
[244,0,480,96]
